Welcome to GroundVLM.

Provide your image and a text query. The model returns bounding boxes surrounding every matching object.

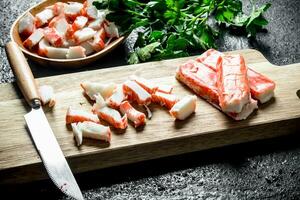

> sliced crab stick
[80,81,116,100]
[72,16,88,31]
[157,84,173,94]
[107,84,126,109]
[18,13,35,38]
[66,46,86,59]
[88,17,105,30]
[123,80,152,105]
[92,94,128,129]
[120,101,146,128]
[103,21,119,38]
[129,75,158,94]
[247,68,276,103]
[176,60,219,106]
[38,39,68,59]
[23,28,44,49]
[64,2,84,20]
[197,49,276,103]
[152,91,179,110]
[71,121,111,146]
[86,5,98,20]
[217,54,251,113]
[66,107,100,124]
[47,2,66,16]
[39,85,56,107]
[80,40,95,55]
[90,28,106,51]
[74,27,96,44]
[48,15,69,36]
[170,95,197,120]
[43,27,64,47]
[35,9,55,27]
[176,60,257,120]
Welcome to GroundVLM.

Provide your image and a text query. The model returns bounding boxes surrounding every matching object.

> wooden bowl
[10,0,125,68]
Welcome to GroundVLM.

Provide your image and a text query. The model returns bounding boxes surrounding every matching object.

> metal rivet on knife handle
[5,41,41,108]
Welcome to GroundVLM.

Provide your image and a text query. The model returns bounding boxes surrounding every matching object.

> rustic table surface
[0,0,299,199]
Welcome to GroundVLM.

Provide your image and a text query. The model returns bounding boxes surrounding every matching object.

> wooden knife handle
[5,41,41,108]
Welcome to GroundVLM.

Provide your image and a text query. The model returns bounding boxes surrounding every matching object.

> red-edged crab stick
[119,101,146,128]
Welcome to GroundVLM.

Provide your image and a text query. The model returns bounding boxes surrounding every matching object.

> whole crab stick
[152,91,179,110]
[170,95,197,120]
[107,84,127,109]
[18,13,35,38]
[217,54,251,113]
[197,49,276,103]
[123,80,152,105]
[92,94,128,129]
[119,101,146,128]
[176,60,257,120]
[71,121,111,146]
[80,81,116,100]
[66,107,100,124]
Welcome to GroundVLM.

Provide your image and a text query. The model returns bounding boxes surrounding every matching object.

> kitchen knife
[5,42,84,200]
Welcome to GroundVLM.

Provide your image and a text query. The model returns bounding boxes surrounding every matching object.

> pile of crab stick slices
[18,0,119,59]
[176,49,275,120]
[66,76,197,146]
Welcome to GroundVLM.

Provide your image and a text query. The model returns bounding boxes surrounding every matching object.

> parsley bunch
[94,0,271,64]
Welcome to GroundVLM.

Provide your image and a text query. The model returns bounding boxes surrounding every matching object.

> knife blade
[5,42,84,200]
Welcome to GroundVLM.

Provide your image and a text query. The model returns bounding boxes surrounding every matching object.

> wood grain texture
[0,49,299,184]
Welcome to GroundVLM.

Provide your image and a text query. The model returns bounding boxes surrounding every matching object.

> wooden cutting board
[1,49,299,184]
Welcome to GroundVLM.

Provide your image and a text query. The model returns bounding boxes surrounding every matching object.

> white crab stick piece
[71,121,111,146]
[86,5,98,19]
[49,15,69,36]
[88,17,105,30]
[152,91,179,110]
[73,16,88,30]
[129,75,157,94]
[23,28,44,49]
[123,80,152,105]
[80,81,116,100]
[74,27,96,44]
[170,95,197,120]
[107,84,126,109]
[228,99,258,120]
[35,9,55,27]
[66,46,86,59]
[66,107,100,124]
[64,2,84,20]
[38,39,68,59]
[90,28,106,51]
[92,94,128,129]
[79,40,95,55]
[39,85,56,107]
[18,12,35,38]
[103,21,119,38]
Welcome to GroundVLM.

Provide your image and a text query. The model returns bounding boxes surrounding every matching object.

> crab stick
[48,15,69,36]
[23,28,44,49]
[103,21,119,38]
[39,85,56,107]
[88,17,105,30]
[47,2,66,16]
[157,84,173,94]
[120,101,146,127]
[80,40,95,55]
[170,95,197,120]
[43,27,64,47]
[66,107,100,124]
[129,75,158,94]
[38,39,68,59]
[80,81,116,100]
[74,27,96,44]
[152,91,179,110]
[18,13,35,38]
[90,28,106,51]
[123,80,152,105]
[197,49,276,103]
[72,16,88,31]
[217,54,251,113]
[64,2,84,20]
[107,84,126,109]
[176,60,257,120]
[66,46,86,59]
[35,9,55,27]
[71,121,111,146]
[92,94,128,129]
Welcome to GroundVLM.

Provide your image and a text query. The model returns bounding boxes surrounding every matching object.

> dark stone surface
[0,0,299,199]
